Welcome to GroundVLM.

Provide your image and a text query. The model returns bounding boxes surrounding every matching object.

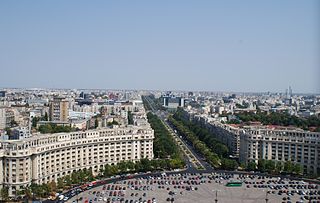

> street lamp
[212,190,219,203]
[265,191,269,203]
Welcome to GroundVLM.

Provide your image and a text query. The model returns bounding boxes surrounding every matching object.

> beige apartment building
[184,109,319,176]
[0,126,154,196]
[239,127,320,175]
[49,97,69,122]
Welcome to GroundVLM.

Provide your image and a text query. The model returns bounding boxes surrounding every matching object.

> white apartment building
[206,121,241,157]
[183,108,319,175]
[0,126,154,196]
[239,127,320,175]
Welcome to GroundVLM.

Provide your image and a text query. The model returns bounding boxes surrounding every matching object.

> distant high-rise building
[162,95,185,108]
[80,91,85,98]
[0,91,6,97]
[289,86,293,98]
[0,102,11,130]
[49,97,69,122]
[0,107,5,130]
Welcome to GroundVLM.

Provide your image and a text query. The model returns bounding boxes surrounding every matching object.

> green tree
[284,161,294,174]
[221,158,238,170]
[293,163,303,175]
[64,175,72,187]
[126,161,135,171]
[265,160,275,173]
[32,116,40,128]
[257,159,266,172]
[247,161,257,171]
[38,124,53,134]
[95,118,99,128]
[117,161,128,173]
[275,161,283,174]
[0,187,9,201]
[57,178,64,190]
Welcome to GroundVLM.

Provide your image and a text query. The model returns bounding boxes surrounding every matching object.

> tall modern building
[49,97,69,122]
[0,91,6,97]
[162,95,185,109]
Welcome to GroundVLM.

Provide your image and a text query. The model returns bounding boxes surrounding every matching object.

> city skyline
[0,1,319,93]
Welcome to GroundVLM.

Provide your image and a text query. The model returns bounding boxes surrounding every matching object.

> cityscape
[0,1,319,203]
[0,88,319,202]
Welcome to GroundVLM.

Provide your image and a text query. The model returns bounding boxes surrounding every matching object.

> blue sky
[0,1,319,93]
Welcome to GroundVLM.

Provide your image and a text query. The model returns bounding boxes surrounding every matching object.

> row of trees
[147,112,182,160]
[0,181,58,201]
[57,168,94,190]
[174,109,229,157]
[31,112,49,128]
[244,159,303,175]
[0,169,95,201]
[170,108,239,170]
[99,158,184,178]
[141,96,152,111]
[141,95,166,111]
[38,123,76,134]
[230,111,320,131]
[2,157,186,200]
[168,115,220,168]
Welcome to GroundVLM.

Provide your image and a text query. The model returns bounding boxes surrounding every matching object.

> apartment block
[0,126,154,196]
[49,97,69,122]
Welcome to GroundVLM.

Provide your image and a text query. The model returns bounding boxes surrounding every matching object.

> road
[143,95,213,173]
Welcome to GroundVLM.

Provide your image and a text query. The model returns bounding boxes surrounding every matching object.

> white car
[58,195,64,200]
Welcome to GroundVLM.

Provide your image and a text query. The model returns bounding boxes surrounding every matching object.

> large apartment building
[183,109,320,176]
[206,122,241,158]
[0,126,154,196]
[239,127,320,175]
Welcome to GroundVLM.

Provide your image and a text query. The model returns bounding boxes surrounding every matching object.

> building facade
[182,108,319,175]
[0,126,154,196]
[0,107,14,130]
[206,122,241,158]
[49,97,69,122]
[239,127,320,175]
[0,107,5,130]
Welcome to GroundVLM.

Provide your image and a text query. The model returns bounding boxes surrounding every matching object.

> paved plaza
[67,173,319,203]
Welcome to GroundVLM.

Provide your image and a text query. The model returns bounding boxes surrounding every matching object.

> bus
[226,181,243,187]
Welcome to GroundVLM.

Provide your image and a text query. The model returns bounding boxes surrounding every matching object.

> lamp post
[215,190,218,203]
[265,191,269,203]
[212,190,219,203]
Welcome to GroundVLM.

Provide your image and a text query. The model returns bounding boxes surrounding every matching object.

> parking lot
[66,173,320,203]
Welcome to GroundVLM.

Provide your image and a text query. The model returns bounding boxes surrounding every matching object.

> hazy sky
[0,1,319,93]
